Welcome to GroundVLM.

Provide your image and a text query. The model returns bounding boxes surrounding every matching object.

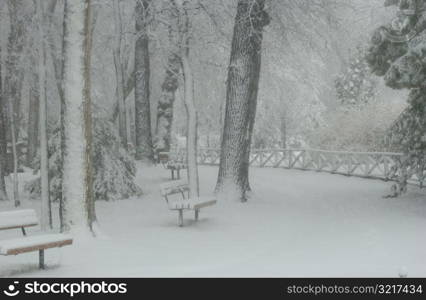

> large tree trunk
[156,54,180,154]
[61,0,95,233]
[0,46,8,201]
[215,0,269,202]
[134,0,154,162]
[112,0,128,150]
[181,55,199,198]
[173,0,199,197]
[37,0,52,230]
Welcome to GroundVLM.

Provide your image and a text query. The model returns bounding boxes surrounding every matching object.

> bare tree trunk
[61,0,95,233]
[37,0,52,230]
[4,0,26,145]
[113,0,128,150]
[181,55,199,198]
[6,0,24,207]
[0,46,9,201]
[134,0,154,162]
[156,54,180,154]
[27,50,40,167]
[280,109,287,148]
[8,90,19,207]
[215,0,269,202]
[173,0,199,197]
[83,0,96,230]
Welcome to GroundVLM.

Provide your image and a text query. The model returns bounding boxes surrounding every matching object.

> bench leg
[177,168,180,180]
[171,170,175,180]
[178,210,183,227]
[39,249,45,269]
[195,209,199,221]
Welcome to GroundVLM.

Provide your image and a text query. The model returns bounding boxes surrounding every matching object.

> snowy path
[1,165,426,277]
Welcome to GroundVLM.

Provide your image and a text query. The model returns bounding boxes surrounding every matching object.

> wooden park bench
[158,151,188,180]
[0,209,73,269]
[160,180,217,227]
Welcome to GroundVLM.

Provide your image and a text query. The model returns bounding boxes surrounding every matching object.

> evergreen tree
[25,120,142,202]
[367,0,426,195]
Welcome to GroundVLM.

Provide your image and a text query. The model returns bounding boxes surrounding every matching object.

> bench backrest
[0,209,38,231]
[160,180,189,201]
[158,152,170,164]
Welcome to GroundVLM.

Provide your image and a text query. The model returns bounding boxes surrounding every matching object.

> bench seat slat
[0,234,73,256]
[168,197,217,210]
[166,162,187,170]
[0,209,38,230]
[160,180,189,197]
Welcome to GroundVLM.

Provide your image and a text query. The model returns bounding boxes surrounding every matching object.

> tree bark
[134,0,154,162]
[280,109,287,148]
[0,46,8,201]
[27,49,40,168]
[215,0,269,202]
[181,55,199,198]
[4,0,26,145]
[37,0,52,230]
[8,85,20,207]
[83,0,96,230]
[61,0,95,233]
[156,54,180,154]
[113,0,128,150]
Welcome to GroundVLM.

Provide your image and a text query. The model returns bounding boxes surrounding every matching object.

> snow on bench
[158,151,187,180]
[160,180,217,227]
[0,234,72,255]
[0,209,38,231]
[0,209,73,269]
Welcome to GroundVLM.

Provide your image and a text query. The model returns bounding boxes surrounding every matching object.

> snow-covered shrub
[25,119,141,201]
[92,120,141,200]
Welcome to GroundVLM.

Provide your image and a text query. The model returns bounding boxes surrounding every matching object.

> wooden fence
[169,148,426,187]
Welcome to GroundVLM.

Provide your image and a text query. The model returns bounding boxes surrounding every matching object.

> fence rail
[168,148,426,187]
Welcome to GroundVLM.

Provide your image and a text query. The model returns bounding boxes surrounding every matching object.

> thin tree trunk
[37,0,52,230]
[27,50,40,167]
[156,54,180,154]
[215,0,269,202]
[280,109,287,148]
[134,0,154,162]
[113,0,128,150]
[45,0,64,104]
[4,0,26,145]
[3,1,23,205]
[83,0,96,230]
[0,46,9,201]
[61,0,95,233]
[8,92,19,207]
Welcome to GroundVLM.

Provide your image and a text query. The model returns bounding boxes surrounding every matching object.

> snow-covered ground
[1,164,426,277]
